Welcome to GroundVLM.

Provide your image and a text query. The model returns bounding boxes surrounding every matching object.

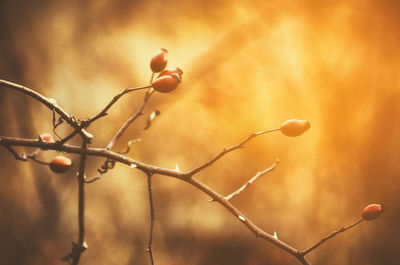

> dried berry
[150,48,168,73]
[280,119,311,137]
[49,156,73,173]
[362,204,384,221]
[152,73,181,93]
[40,133,54,143]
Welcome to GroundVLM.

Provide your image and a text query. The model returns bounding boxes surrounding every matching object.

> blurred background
[0,0,399,264]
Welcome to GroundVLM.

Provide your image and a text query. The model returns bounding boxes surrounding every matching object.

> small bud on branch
[280,119,311,137]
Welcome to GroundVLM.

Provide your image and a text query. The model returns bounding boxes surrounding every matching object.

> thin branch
[1,134,359,265]
[2,146,50,165]
[57,85,151,145]
[224,159,279,201]
[0,66,366,265]
[1,135,311,264]
[185,177,310,265]
[72,141,88,265]
[87,85,152,124]
[146,172,155,265]
[24,142,55,165]
[28,155,51,165]
[188,128,280,176]
[92,108,160,180]
[301,218,364,256]
[119,110,161,155]
[61,141,88,265]
[106,90,155,150]
[146,79,157,265]
[149,72,155,85]
[3,146,28,161]
[0,136,187,179]
[0,78,93,143]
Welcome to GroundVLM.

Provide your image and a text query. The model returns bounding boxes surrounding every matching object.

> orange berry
[40,133,54,143]
[158,67,183,79]
[152,73,181,93]
[49,156,73,173]
[150,48,168,73]
[362,204,384,221]
[280,119,311,137]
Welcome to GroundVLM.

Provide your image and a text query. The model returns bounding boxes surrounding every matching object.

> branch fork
[0,74,379,265]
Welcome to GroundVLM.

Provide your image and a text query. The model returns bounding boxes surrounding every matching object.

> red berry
[362,204,384,221]
[40,133,54,143]
[158,67,183,79]
[152,73,181,93]
[150,48,168,73]
[280,119,311,137]
[49,156,73,173]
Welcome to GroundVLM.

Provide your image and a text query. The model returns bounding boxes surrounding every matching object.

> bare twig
[81,78,154,149]
[185,177,311,265]
[224,159,279,201]
[0,136,187,178]
[3,146,28,161]
[88,85,152,124]
[146,172,156,265]
[57,85,151,145]
[301,218,364,256]
[0,137,309,265]
[60,142,88,265]
[28,155,51,165]
[2,146,49,165]
[106,89,155,150]
[71,142,88,265]
[115,110,161,156]
[0,60,378,265]
[94,109,161,176]
[188,128,280,176]
[0,134,368,265]
[77,142,88,260]
[149,72,155,84]
[0,79,93,143]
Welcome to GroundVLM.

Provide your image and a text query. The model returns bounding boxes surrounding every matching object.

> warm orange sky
[0,0,399,264]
